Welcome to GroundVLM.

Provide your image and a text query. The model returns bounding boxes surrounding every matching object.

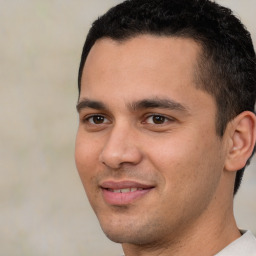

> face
[75,35,227,245]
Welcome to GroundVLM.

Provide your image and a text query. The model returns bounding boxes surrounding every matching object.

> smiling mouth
[106,187,145,193]
[100,181,154,205]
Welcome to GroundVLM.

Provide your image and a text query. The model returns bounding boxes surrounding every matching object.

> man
[75,0,256,255]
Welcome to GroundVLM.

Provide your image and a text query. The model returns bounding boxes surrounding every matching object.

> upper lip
[100,180,155,190]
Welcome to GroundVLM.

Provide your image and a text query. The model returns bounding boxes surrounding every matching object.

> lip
[100,180,155,205]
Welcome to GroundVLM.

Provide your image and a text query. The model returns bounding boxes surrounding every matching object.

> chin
[103,229,149,245]
[99,221,136,243]
[99,217,164,245]
[104,230,129,244]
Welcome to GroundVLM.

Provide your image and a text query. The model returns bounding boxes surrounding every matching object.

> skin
[75,35,255,256]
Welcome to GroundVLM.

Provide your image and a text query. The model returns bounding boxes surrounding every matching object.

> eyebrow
[76,97,189,113]
[76,98,108,112]
[129,98,189,112]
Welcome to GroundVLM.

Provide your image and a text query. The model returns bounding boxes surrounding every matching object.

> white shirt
[215,230,256,256]
[121,230,256,256]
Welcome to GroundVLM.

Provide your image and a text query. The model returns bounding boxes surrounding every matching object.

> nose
[99,124,143,169]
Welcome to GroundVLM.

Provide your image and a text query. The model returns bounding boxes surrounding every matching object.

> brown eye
[152,115,166,124]
[145,115,169,124]
[87,115,108,124]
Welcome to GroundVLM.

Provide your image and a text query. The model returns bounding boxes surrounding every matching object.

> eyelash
[83,114,110,125]
[143,114,173,125]
[82,113,174,126]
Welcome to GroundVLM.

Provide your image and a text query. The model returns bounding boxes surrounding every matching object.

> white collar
[121,230,256,256]
[215,230,256,256]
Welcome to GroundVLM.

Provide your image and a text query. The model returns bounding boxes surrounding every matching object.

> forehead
[80,35,213,113]
[82,35,201,85]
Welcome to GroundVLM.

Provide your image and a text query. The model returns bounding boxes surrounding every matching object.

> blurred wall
[0,1,255,255]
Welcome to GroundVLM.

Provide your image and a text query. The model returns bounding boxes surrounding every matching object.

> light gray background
[0,1,255,255]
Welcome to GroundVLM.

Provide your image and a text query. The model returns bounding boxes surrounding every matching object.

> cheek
[147,131,222,192]
[75,132,101,185]
[147,135,223,224]
[75,134,102,208]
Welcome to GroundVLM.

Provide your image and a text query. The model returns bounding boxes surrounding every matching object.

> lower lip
[101,188,152,205]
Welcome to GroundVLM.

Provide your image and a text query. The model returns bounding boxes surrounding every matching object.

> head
[78,0,256,195]
[75,0,256,250]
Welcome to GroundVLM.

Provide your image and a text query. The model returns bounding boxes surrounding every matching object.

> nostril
[99,145,143,169]
[98,128,143,168]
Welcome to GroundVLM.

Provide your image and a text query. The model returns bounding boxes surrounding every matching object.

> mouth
[100,181,154,205]
[107,187,144,193]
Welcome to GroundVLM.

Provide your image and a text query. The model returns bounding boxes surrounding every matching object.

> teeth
[110,188,144,193]
[120,188,130,193]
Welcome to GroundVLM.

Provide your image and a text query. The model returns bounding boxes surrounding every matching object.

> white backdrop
[0,1,255,255]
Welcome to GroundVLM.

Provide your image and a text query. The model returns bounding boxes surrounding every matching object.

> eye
[144,114,171,125]
[85,115,110,125]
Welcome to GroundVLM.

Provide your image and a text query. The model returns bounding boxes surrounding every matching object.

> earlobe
[225,111,256,172]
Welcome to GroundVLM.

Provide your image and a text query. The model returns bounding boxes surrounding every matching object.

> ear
[225,111,256,172]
